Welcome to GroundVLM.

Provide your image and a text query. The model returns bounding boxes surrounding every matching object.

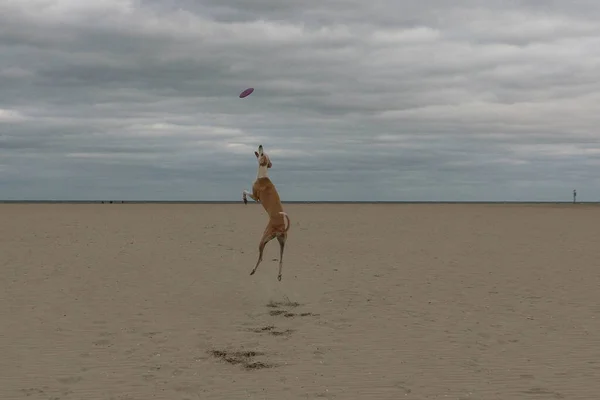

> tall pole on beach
[573,189,577,204]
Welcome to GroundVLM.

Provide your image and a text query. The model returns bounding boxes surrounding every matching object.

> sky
[1,0,599,201]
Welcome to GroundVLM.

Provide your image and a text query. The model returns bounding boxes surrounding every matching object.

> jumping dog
[242,145,290,281]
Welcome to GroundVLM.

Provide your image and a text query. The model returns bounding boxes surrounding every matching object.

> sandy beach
[1,203,599,399]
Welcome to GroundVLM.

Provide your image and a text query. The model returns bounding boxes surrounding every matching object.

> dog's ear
[267,160,272,168]
[255,151,259,158]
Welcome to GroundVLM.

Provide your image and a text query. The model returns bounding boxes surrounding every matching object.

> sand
[1,203,599,399]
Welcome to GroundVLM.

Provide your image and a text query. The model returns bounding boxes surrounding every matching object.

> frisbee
[239,88,254,98]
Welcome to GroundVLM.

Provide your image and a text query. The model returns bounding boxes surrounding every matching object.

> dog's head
[255,145,272,168]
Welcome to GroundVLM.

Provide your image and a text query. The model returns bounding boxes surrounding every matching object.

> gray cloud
[1,0,599,201]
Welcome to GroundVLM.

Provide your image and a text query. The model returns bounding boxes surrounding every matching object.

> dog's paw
[277,275,282,281]
[250,269,255,275]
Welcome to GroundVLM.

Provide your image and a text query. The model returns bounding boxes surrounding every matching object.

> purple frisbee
[239,87,254,98]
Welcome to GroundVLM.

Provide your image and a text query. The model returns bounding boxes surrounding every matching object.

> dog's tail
[279,212,291,232]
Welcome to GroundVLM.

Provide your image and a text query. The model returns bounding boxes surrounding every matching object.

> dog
[242,145,290,281]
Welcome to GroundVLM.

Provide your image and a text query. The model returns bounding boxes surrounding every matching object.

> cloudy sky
[1,0,599,201]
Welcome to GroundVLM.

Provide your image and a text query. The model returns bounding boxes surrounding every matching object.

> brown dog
[243,145,290,281]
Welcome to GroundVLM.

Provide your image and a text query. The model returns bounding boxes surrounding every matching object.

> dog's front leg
[242,190,258,205]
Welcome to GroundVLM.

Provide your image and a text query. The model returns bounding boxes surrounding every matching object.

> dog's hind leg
[276,234,286,281]
[250,230,275,276]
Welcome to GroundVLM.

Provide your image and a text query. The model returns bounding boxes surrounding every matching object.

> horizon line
[0,200,595,204]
